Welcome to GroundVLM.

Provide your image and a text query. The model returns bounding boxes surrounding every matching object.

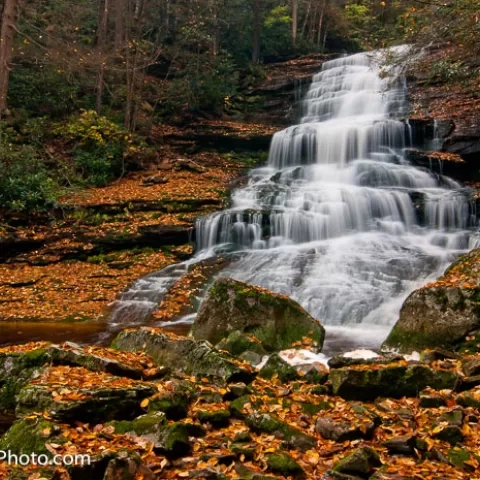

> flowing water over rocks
[111,47,479,353]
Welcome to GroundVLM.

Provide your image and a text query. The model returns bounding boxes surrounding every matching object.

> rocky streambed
[1,264,480,480]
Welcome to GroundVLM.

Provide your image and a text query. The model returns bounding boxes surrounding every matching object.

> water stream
[108,47,477,353]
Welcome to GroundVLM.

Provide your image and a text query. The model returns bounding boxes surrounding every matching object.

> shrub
[0,139,59,212]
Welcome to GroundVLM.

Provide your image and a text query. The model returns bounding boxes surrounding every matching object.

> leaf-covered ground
[1,340,479,479]
[0,121,273,330]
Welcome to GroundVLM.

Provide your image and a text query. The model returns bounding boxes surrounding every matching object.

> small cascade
[111,47,478,352]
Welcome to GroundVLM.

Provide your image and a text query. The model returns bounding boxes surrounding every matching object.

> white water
[111,48,478,353]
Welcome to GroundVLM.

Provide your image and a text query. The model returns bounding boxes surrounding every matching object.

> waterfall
[111,47,477,352]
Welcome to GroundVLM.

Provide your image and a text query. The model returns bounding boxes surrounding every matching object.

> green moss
[0,418,64,456]
[196,409,231,427]
[109,411,166,435]
[147,391,190,420]
[265,452,304,478]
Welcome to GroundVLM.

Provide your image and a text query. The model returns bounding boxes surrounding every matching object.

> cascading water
[111,47,478,353]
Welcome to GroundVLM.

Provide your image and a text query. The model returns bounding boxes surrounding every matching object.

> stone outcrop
[383,248,480,353]
[191,277,325,353]
[112,327,254,382]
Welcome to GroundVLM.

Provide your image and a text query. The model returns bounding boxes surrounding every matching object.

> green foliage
[56,110,146,186]
[429,60,472,83]
[263,6,293,58]
[0,132,59,212]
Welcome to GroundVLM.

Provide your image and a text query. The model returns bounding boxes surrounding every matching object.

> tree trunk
[301,0,311,37]
[114,0,125,50]
[251,0,261,63]
[96,0,109,114]
[291,0,297,46]
[316,0,326,45]
[0,0,21,116]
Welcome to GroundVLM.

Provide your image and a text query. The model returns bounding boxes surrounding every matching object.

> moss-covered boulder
[383,249,480,353]
[191,277,324,352]
[456,386,480,408]
[112,327,253,382]
[0,346,51,411]
[15,366,155,423]
[265,451,305,479]
[259,354,301,383]
[244,412,316,451]
[108,411,167,440]
[0,416,66,457]
[332,447,382,477]
[329,362,458,401]
[217,330,268,358]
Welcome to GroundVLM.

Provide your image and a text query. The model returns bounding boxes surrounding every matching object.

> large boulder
[383,249,480,353]
[191,277,325,352]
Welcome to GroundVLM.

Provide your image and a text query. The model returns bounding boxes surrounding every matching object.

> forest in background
[0,0,478,214]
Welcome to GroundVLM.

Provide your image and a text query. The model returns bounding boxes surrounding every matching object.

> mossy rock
[196,409,231,427]
[383,249,480,353]
[447,447,480,471]
[0,348,51,411]
[259,354,301,383]
[456,387,480,408]
[216,330,268,357]
[155,422,193,459]
[192,277,324,352]
[265,451,305,479]
[108,411,167,437]
[0,417,66,457]
[112,327,254,383]
[16,381,155,424]
[329,363,458,401]
[332,447,382,476]
[244,412,316,451]
[147,389,191,420]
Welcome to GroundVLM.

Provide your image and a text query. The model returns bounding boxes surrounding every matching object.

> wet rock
[431,409,465,445]
[155,422,193,458]
[462,356,480,377]
[458,374,480,392]
[332,447,382,477]
[16,368,155,424]
[112,328,253,382]
[216,330,268,357]
[48,343,148,380]
[259,354,301,383]
[245,412,316,451]
[382,435,417,455]
[109,411,167,441]
[265,451,305,479]
[419,388,448,408]
[192,277,325,352]
[0,347,50,411]
[327,353,402,369]
[329,363,458,401]
[196,409,231,427]
[0,417,66,457]
[315,405,379,442]
[234,463,281,480]
[147,383,192,420]
[456,386,480,408]
[103,453,155,480]
[383,249,480,353]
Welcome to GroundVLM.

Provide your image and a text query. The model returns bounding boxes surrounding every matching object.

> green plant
[0,136,59,212]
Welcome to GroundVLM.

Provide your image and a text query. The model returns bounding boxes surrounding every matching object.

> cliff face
[407,45,480,165]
